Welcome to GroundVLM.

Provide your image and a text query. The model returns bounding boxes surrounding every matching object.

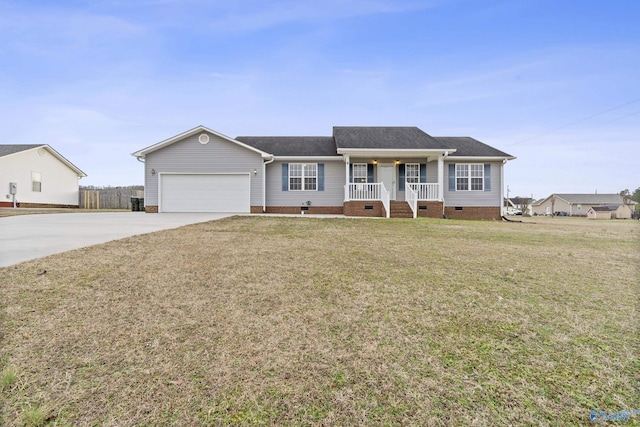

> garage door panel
[161,174,250,213]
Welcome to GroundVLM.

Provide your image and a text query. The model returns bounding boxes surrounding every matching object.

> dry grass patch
[1,216,639,425]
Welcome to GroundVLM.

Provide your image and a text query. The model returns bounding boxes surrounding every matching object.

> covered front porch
[341,153,448,218]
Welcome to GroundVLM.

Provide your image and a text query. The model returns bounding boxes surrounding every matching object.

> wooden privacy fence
[79,186,144,210]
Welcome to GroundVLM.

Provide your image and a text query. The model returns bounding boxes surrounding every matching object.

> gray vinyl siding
[444,161,502,207]
[144,132,264,206]
[395,159,439,201]
[266,160,345,206]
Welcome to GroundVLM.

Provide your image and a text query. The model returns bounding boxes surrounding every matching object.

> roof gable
[132,125,272,159]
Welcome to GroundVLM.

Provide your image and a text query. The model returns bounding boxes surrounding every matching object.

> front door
[378,164,395,200]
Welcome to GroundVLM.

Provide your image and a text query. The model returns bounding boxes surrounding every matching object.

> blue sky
[1,0,638,198]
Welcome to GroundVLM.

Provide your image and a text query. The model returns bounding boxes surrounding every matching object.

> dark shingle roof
[333,127,449,150]
[0,144,43,158]
[556,194,626,205]
[236,128,514,158]
[434,137,513,157]
[236,136,338,157]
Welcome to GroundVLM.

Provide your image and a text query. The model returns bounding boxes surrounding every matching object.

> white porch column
[437,154,445,201]
[344,155,350,202]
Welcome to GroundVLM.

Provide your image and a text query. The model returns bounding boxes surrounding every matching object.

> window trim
[455,163,484,191]
[32,171,42,192]
[352,163,368,183]
[405,163,420,185]
[289,163,317,191]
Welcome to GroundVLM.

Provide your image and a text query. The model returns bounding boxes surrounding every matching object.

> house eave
[273,156,343,161]
[336,148,456,158]
[446,155,516,161]
[131,125,272,159]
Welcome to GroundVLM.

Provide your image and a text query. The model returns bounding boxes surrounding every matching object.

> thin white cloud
[151,0,445,33]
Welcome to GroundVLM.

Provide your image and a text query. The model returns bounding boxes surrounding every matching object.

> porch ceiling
[337,148,454,160]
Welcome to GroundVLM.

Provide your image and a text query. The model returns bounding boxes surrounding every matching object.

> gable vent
[199,134,210,144]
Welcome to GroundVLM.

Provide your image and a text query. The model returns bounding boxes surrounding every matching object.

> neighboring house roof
[0,144,87,177]
[435,137,514,158]
[548,194,626,205]
[236,136,338,157]
[507,197,533,205]
[0,144,43,157]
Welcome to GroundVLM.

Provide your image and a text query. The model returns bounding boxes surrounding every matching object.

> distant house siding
[144,132,264,208]
[266,160,345,207]
[443,161,503,207]
[614,205,632,219]
[0,148,80,206]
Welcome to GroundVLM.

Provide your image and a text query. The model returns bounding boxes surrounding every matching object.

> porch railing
[405,185,418,218]
[407,183,439,201]
[346,183,385,200]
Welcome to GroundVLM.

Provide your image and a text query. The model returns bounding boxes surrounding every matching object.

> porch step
[389,201,414,218]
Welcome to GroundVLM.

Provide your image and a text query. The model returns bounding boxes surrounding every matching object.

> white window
[289,163,317,191]
[352,163,367,183]
[456,164,483,191]
[406,163,419,184]
[32,172,42,192]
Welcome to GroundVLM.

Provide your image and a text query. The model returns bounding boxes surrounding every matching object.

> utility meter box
[9,182,17,195]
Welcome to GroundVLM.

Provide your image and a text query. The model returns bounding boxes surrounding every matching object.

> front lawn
[1,216,638,426]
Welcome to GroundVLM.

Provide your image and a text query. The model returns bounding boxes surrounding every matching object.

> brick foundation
[0,202,79,209]
[444,206,501,220]
[416,201,444,218]
[343,201,385,217]
[265,206,344,215]
[144,203,499,220]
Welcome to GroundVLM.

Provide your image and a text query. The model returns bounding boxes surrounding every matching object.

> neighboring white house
[0,145,87,208]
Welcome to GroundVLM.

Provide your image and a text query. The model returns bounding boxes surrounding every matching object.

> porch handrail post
[406,184,418,218]
[344,156,350,202]
[381,183,390,218]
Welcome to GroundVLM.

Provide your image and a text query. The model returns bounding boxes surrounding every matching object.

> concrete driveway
[0,212,234,268]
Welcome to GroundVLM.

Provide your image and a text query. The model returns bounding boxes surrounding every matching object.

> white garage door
[160,174,250,213]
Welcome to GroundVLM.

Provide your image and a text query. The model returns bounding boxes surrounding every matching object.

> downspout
[136,156,146,204]
[262,155,275,212]
[344,155,350,202]
[441,151,449,218]
[501,159,507,217]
